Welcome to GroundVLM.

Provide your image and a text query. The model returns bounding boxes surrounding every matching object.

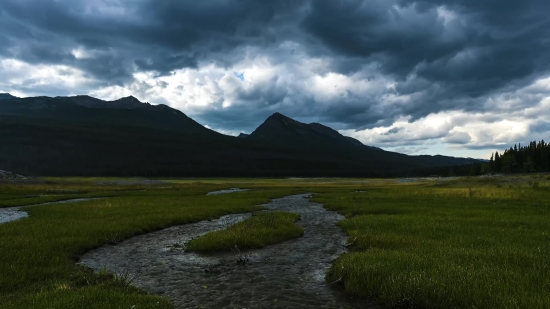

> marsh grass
[316,176,550,308]
[2,176,550,308]
[0,180,300,308]
[185,212,303,253]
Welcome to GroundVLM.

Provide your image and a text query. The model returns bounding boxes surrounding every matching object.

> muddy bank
[80,194,378,308]
[0,198,104,225]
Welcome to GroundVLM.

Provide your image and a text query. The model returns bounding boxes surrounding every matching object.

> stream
[0,198,104,225]
[80,194,378,308]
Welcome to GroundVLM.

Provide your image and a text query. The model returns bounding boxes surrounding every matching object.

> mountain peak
[102,95,149,109]
[249,113,333,145]
[248,113,382,150]
[122,95,139,101]
[265,112,288,121]
[0,93,18,100]
[115,95,141,103]
[263,112,304,127]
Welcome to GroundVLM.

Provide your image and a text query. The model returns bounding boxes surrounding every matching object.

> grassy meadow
[316,175,550,309]
[0,179,302,308]
[0,175,549,308]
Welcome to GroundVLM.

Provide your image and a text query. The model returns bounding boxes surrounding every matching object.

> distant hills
[0,93,480,177]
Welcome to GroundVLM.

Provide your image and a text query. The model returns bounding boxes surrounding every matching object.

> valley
[1,175,549,308]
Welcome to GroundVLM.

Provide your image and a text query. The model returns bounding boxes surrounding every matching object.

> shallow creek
[80,194,378,308]
[0,198,104,225]
[206,188,249,195]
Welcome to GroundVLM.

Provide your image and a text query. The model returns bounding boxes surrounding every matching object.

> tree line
[407,140,550,177]
[489,140,550,173]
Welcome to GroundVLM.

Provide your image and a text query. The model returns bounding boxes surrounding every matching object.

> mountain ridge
[247,112,382,150]
[0,93,481,177]
[0,93,18,100]
[0,93,217,136]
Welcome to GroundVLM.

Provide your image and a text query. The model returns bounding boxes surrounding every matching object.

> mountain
[59,95,173,111]
[0,95,481,177]
[411,155,481,169]
[0,94,216,135]
[246,112,478,169]
[247,112,381,150]
[0,93,18,100]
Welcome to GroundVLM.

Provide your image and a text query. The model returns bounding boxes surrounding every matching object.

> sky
[1,0,549,159]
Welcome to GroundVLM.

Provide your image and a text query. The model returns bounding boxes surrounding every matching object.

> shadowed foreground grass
[186,211,303,253]
[315,176,550,309]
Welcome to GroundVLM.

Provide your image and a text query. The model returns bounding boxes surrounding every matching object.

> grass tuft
[185,211,303,253]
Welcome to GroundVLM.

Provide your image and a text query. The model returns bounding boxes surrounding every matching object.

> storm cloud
[1,0,549,157]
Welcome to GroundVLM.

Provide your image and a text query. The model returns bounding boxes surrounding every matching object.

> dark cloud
[302,0,465,75]
[443,131,471,144]
[0,0,306,83]
[134,54,199,75]
[300,0,550,122]
[382,127,404,135]
[1,0,549,148]
[530,121,550,134]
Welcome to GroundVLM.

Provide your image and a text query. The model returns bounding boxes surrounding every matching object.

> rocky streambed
[80,194,378,308]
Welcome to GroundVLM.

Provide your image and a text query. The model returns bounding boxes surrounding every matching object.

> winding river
[80,194,378,308]
[0,198,104,224]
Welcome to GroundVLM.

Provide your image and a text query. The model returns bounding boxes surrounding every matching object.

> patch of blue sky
[233,72,245,81]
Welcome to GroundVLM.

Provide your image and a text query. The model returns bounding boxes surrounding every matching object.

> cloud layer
[1,0,549,157]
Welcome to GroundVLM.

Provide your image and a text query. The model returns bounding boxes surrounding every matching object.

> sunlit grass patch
[316,177,550,308]
[186,212,303,253]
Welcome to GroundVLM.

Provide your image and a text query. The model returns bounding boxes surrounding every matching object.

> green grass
[186,211,303,253]
[314,177,550,309]
[2,175,550,308]
[0,181,300,308]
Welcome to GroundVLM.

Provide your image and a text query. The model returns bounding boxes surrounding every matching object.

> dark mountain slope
[413,155,480,166]
[248,112,377,150]
[247,112,475,167]
[0,95,218,136]
[0,95,480,177]
[0,93,18,100]
[59,95,174,111]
